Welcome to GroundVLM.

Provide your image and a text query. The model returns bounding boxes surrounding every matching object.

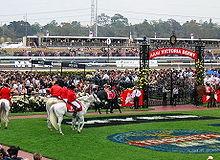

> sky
[0,0,220,26]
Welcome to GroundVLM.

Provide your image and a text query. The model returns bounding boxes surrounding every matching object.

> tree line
[1,13,220,42]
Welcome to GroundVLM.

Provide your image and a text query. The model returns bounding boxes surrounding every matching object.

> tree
[167,19,183,37]
[152,20,172,37]
[30,22,41,35]
[97,13,111,27]
[110,14,130,37]
[41,20,60,36]
[133,20,154,38]
[182,20,202,38]
[111,13,129,26]
[7,21,31,38]
[60,22,73,36]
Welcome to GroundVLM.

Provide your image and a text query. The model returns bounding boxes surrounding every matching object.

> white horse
[49,94,100,135]
[0,99,10,129]
[45,97,63,130]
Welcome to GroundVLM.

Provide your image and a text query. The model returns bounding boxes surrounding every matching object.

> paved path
[4,104,218,160]
[150,104,218,112]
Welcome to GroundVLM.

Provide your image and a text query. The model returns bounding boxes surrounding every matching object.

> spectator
[172,86,179,106]
[0,145,8,160]
[131,86,142,109]
[33,153,42,160]
[4,146,23,160]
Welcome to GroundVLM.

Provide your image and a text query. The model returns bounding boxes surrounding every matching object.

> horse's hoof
[5,127,8,129]
[60,133,64,135]
[71,127,76,130]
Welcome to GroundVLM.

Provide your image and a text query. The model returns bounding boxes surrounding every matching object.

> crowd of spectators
[0,145,42,160]
[0,69,139,96]
[0,68,219,107]
[0,68,219,95]
[11,47,139,57]
[0,68,204,98]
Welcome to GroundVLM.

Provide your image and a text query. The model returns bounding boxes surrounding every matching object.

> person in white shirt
[131,86,142,109]
[162,86,168,106]
[173,86,179,106]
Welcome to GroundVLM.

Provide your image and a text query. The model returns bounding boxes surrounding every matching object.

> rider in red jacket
[0,83,11,101]
[66,85,81,114]
[49,81,62,98]
[60,86,68,102]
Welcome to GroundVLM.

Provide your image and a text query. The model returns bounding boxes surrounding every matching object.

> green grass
[1,109,220,160]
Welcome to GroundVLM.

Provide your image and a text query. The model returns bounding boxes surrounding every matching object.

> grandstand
[23,35,220,50]
[0,35,219,61]
[23,36,131,48]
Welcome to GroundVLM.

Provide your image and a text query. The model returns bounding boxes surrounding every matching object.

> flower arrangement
[137,69,150,89]
[11,95,46,113]
[195,59,204,85]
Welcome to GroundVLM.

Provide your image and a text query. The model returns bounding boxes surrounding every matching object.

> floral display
[11,95,46,113]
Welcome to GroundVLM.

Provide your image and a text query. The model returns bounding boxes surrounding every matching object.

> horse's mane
[77,94,94,103]
[77,95,91,103]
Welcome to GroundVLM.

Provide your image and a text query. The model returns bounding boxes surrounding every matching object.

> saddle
[66,100,83,113]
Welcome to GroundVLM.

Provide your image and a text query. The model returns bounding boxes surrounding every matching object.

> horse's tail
[49,106,59,130]
[0,101,8,123]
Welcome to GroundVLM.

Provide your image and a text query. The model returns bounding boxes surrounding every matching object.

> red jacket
[60,87,68,100]
[67,89,77,103]
[0,87,11,100]
[50,84,62,97]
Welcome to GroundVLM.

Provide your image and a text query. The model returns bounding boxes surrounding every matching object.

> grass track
[1,109,220,160]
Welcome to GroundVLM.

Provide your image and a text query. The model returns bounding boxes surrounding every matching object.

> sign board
[116,60,158,68]
[44,61,52,66]
[148,48,198,60]
[61,62,85,69]
[62,62,78,68]
[77,63,86,69]
[31,59,44,65]
[14,61,32,68]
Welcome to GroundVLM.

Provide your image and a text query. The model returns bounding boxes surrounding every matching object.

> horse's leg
[46,101,53,130]
[117,103,122,113]
[47,109,52,130]
[71,117,77,130]
[106,102,109,114]
[78,116,84,133]
[98,107,102,114]
[57,116,64,135]
[47,118,52,130]
[4,111,9,129]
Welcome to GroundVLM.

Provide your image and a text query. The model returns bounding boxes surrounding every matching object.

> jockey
[66,85,81,115]
[60,86,68,102]
[49,81,62,99]
[0,83,11,101]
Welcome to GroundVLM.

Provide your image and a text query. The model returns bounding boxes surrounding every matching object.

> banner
[148,48,198,60]
[120,89,144,107]
[202,89,220,103]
